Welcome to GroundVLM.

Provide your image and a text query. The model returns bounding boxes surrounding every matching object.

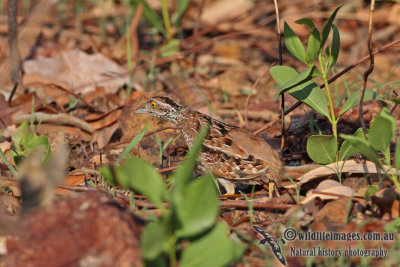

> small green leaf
[369,109,396,153]
[329,24,340,68]
[395,137,400,170]
[12,121,36,149]
[364,185,379,198]
[271,66,314,99]
[0,149,17,177]
[270,66,330,118]
[307,27,321,63]
[25,136,51,163]
[288,81,331,119]
[325,46,330,58]
[295,18,315,29]
[180,222,243,267]
[175,0,191,26]
[132,0,166,37]
[102,156,167,208]
[340,134,383,168]
[172,126,209,190]
[116,123,149,165]
[307,135,337,164]
[175,174,219,238]
[339,128,365,161]
[284,22,307,64]
[389,97,400,105]
[141,220,168,260]
[321,5,343,48]
[160,39,180,57]
[339,90,386,117]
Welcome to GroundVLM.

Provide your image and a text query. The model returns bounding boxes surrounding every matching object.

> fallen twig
[14,112,95,134]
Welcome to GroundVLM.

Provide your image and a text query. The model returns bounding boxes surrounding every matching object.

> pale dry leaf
[297,160,400,186]
[91,122,120,149]
[301,180,355,205]
[23,49,131,94]
[200,0,253,25]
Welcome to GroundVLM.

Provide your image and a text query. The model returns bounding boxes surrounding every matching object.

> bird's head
[135,96,183,123]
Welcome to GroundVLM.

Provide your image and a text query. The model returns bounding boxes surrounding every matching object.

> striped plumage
[135,96,282,195]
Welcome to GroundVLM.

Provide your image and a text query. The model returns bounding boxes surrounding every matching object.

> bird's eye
[150,101,157,108]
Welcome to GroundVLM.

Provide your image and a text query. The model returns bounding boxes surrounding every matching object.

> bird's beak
[134,103,147,114]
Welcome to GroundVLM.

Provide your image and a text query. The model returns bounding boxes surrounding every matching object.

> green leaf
[364,185,379,198]
[270,66,330,118]
[287,82,330,119]
[339,128,365,161]
[172,126,209,190]
[160,39,180,57]
[12,121,36,149]
[25,136,51,163]
[321,5,343,48]
[307,135,337,164]
[390,97,400,105]
[369,109,396,153]
[175,0,191,26]
[329,24,340,69]
[325,46,330,58]
[11,121,51,165]
[101,156,166,208]
[131,0,166,37]
[340,134,383,168]
[295,18,315,29]
[116,123,149,165]
[395,136,400,170]
[284,22,307,64]
[175,174,219,238]
[271,66,314,99]
[307,27,321,63]
[0,148,17,177]
[339,89,386,117]
[180,222,243,267]
[141,220,168,260]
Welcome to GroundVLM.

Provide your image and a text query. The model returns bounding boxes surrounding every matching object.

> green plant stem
[319,54,337,138]
[160,0,171,38]
[385,148,400,194]
[169,235,177,267]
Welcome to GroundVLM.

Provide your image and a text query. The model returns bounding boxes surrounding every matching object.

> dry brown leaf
[371,187,400,219]
[0,141,11,154]
[297,160,400,186]
[0,180,20,197]
[212,42,242,60]
[389,5,400,26]
[200,0,253,25]
[301,180,355,205]
[218,70,251,96]
[36,124,92,142]
[56,174,86,195]
[91,122,120,149]
[23,49,130,94]
[88,109,122,130]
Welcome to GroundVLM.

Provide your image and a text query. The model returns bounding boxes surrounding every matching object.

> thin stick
[359,0,376,135]
[7,0,21,103]
[389,90,398,114]
[273,0,285,154]
[219,199,295,210]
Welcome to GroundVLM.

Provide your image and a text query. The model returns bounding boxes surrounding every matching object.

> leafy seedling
[102,126,243,266]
